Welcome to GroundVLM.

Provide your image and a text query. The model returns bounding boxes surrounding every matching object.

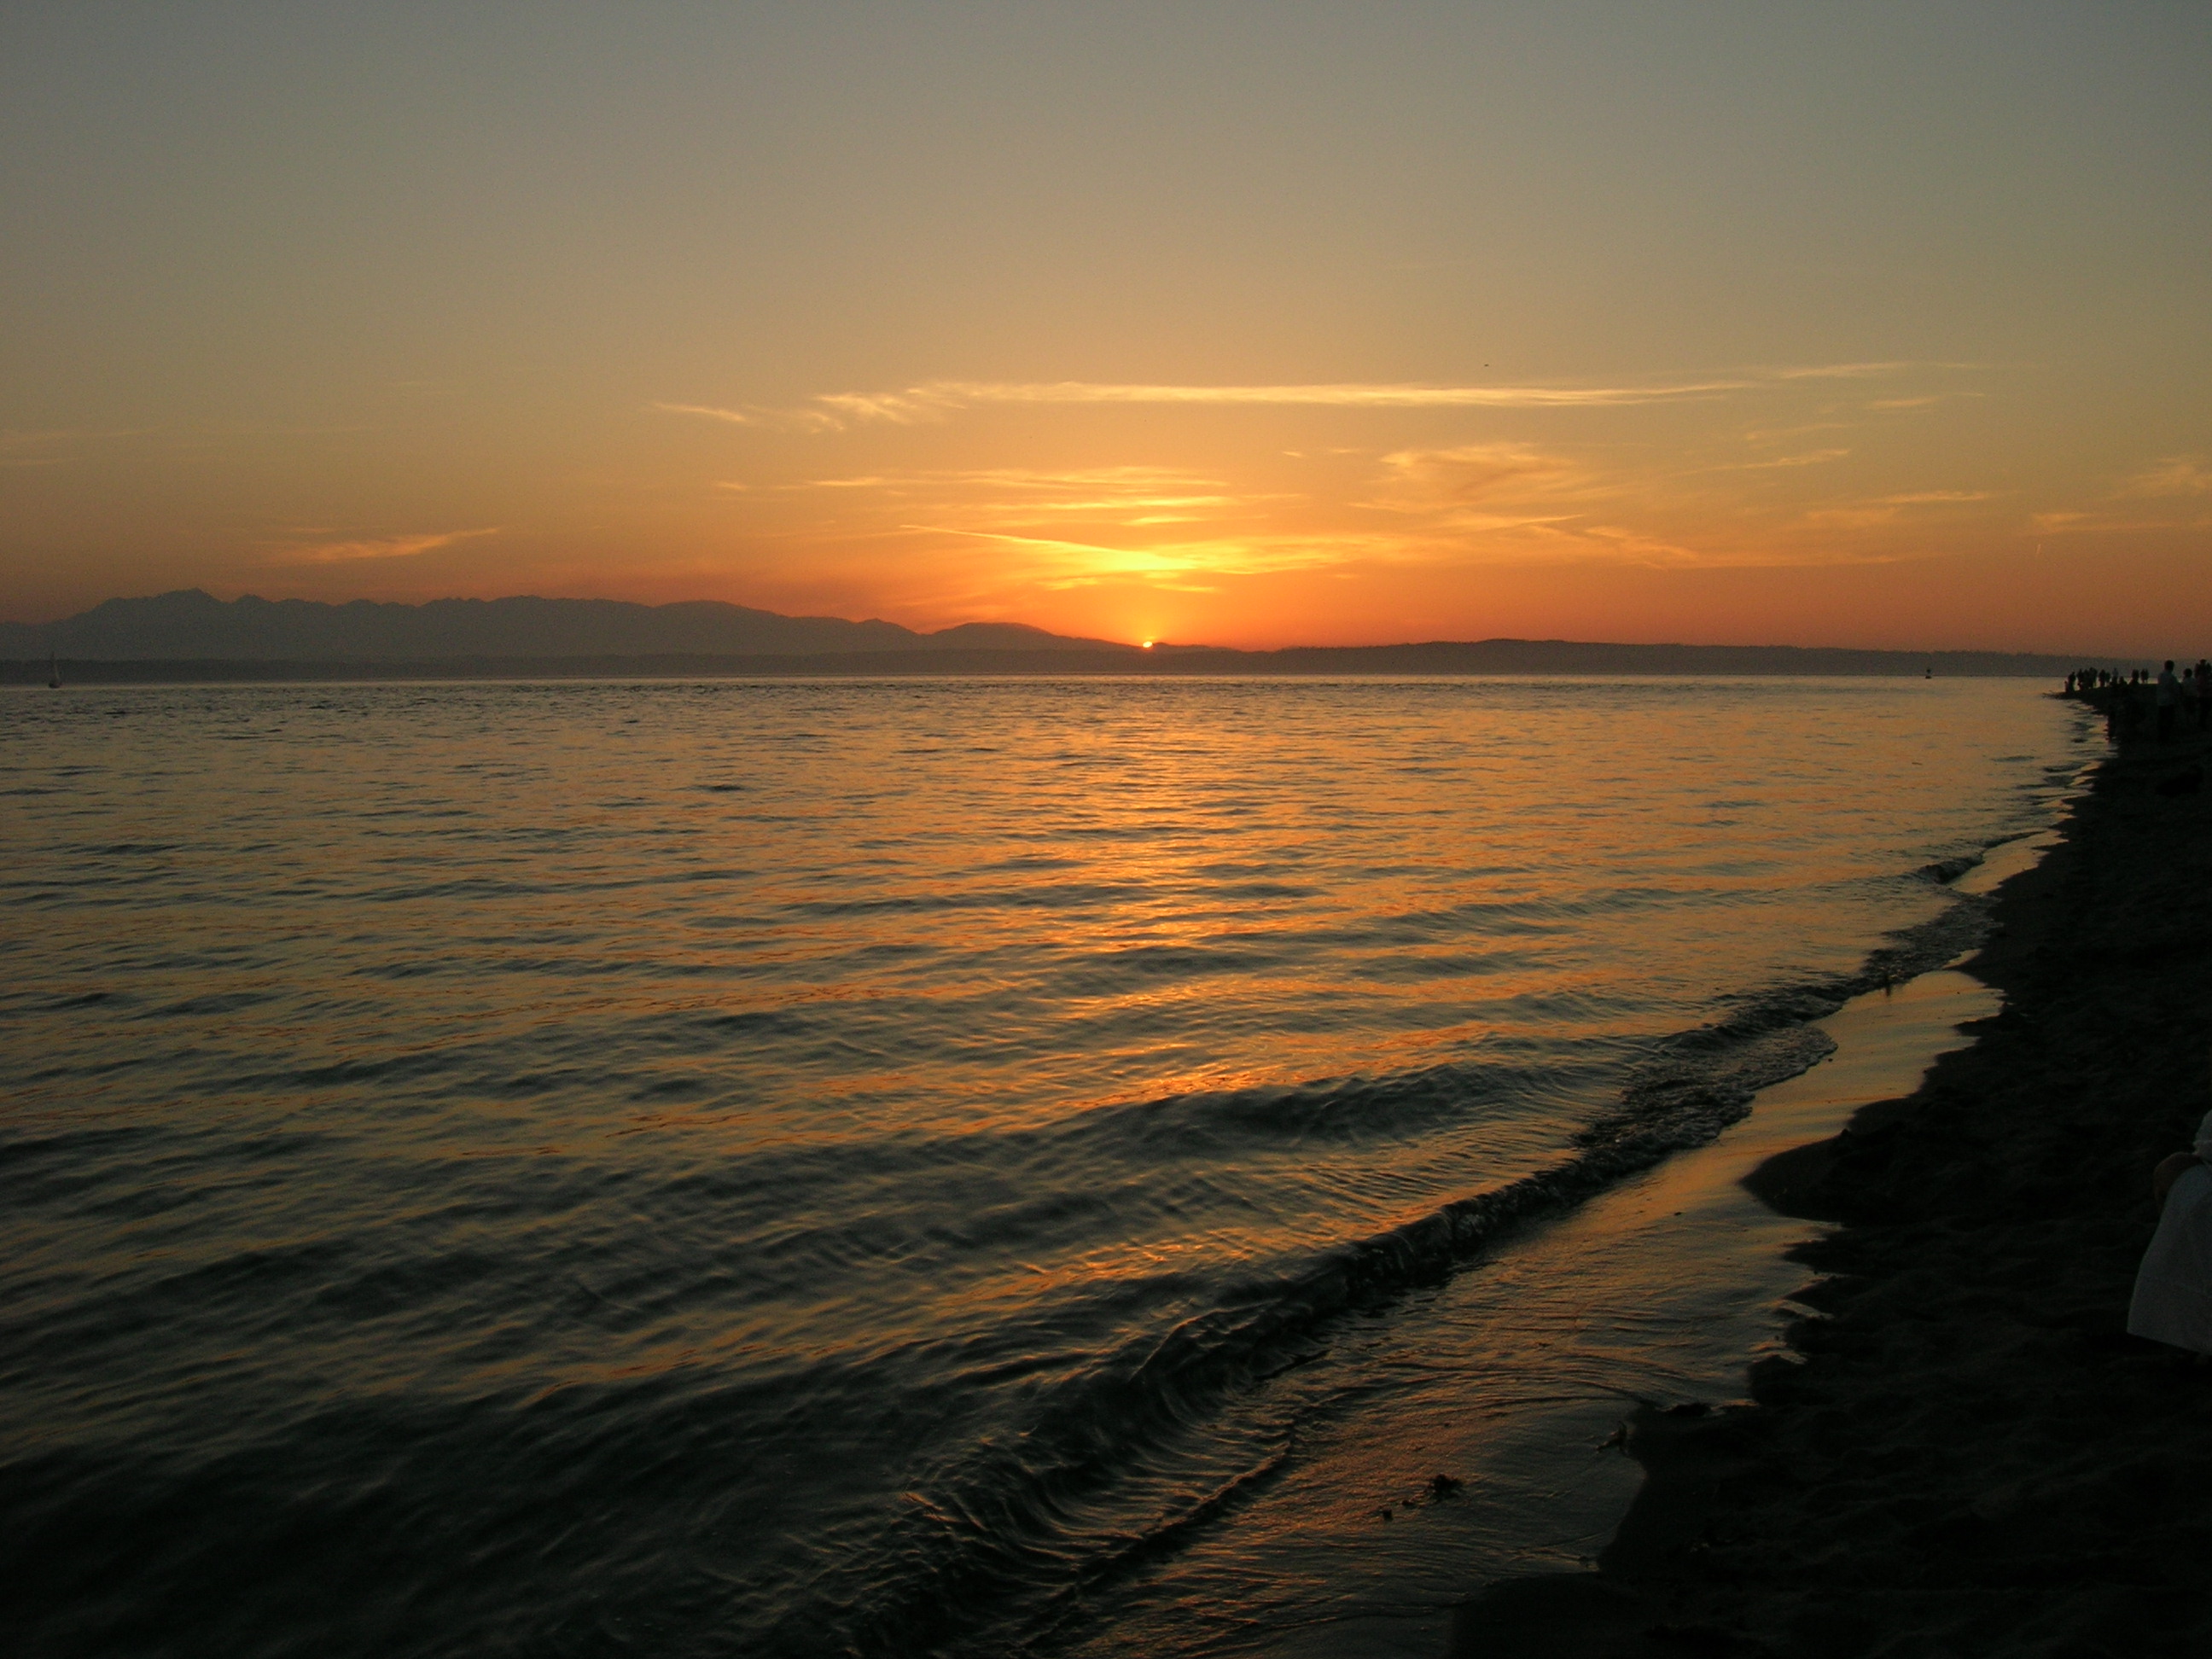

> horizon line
[0,587,2157,662]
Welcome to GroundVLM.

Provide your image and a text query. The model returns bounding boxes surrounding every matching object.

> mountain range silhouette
[3,589,2092,679]
[0,589,1132,661]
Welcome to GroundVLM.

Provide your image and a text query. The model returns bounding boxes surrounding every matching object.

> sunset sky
[5,3,2208,652]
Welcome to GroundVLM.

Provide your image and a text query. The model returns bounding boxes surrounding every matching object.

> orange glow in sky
[3,5,2207,654]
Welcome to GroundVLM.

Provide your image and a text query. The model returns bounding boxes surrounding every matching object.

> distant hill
[0,589,1135,661]
[1237,639,2087,677]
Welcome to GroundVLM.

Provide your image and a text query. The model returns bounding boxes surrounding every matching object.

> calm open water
[2,676,2086,1658]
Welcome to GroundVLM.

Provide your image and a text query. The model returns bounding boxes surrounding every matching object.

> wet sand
[1451,713,2212,1658]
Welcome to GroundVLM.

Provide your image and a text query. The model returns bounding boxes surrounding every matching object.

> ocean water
[0,676,2087,1659]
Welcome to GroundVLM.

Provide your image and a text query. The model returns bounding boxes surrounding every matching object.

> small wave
[1091,1060,1586,1151]
[0,674,2073,1659]
[30,990,126,1011]
[1920,854,1977,883]
[781,882,1147,919]
[783,886,2001,1656]
[134,992,278,1020]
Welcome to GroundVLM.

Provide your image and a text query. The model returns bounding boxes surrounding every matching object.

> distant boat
[47,650,61,690]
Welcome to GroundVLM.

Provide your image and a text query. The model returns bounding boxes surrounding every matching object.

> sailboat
[47,650,61,690]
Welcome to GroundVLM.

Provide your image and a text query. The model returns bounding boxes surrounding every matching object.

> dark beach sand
[1450,713,2212,1658]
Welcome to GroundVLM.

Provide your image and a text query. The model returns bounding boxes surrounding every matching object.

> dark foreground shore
[1452,715,2212,1658]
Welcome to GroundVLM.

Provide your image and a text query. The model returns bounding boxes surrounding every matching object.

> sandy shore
[1450,707,2212,1658]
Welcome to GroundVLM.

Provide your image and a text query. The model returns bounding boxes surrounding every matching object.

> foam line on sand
[1449,717,2212,1659]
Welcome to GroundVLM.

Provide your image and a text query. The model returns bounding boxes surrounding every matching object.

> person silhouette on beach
[2157,661,2181,742]
[2128,1098,2212,1359]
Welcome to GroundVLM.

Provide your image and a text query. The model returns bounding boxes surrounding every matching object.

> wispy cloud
[2031,507,2212,537]
[2118,455,2212,498]
[1577,523,1708,564]
[0,433,71,468]
[655,401,755,424]
[655,359,1993,439]
[269,527,500,565]
[656,376,1755,435]
[923,378,1747,410]
[1723,447,1851,471]
[903,522,1363,583]
[1366,441,1593,509]
[1,426,154,465]
[1741,422,1854,443]
[783,464,1227,494]
[3,427,153,446]
[651,400,844,434]
[733,465,1266,530]
[1771,361,1918,381]
[2017,458,2212,538]
[872,446,1690,577]
[739,438,1998,580]
[1801,490,1993,530]
[677,360,2024,585]
[1771,361,1979,381]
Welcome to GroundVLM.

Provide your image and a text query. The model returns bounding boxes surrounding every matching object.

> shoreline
[1451,714,2212,1657]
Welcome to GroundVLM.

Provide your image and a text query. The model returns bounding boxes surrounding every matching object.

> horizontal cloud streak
[2119,456,2212,498]
[651,400,844,434]
[655,376,1759,434]
[269,527,500,566]
[1725,448,1851,470]
[901,521,1401,583]
[652,361,1994,439]
[916,378,1747,410]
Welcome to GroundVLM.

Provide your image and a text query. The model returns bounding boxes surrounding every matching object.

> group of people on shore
[2065,660,2212,744]
[2058,669,2212,1357]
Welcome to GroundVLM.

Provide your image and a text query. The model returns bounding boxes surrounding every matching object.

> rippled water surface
[2,677,2084,1657]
